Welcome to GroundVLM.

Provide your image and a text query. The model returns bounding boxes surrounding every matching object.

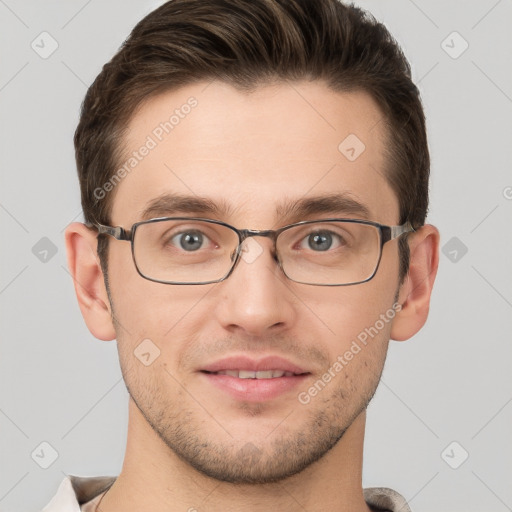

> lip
[200,355,308,374]
[199,355,310,402]
[200,372,310,402]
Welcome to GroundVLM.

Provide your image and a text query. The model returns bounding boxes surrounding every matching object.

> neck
[100,398,371,512]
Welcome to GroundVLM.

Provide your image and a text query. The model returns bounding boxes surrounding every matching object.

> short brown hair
[75,0,429,281]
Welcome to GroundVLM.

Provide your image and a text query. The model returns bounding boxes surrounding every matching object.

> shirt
[42,475,412,512]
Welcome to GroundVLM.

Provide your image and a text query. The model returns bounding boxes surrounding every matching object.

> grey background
[0,1,511,511]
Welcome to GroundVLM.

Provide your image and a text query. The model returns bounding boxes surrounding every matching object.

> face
[106,81,401,483]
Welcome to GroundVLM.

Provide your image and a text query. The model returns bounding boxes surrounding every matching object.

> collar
[42,475,116,511]
[42,475,410,512]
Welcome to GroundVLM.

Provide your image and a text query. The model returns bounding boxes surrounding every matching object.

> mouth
[199,357,311,401]
[199,355,311,401]
[201,369,306,379]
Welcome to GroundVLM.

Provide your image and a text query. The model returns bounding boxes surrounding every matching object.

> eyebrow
[140,192,371,223]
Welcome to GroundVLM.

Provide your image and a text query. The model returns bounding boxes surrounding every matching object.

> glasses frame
[91,217,415,286]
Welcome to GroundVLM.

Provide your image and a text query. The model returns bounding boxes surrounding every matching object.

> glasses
[92,217,414,286]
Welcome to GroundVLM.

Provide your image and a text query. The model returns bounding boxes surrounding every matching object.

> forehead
[111,80,398,227]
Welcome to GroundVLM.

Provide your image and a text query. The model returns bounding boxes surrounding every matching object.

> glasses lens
[277,221,381,285]
[133,219,239,284]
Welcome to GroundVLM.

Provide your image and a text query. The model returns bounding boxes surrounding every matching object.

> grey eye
[307,232,333,251]
[172,230,206,251]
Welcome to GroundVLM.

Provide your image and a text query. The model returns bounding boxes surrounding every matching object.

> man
[45,0,439,510]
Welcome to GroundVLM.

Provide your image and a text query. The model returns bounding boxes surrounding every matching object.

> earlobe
[64,222,116,341]
[390,224,440,341]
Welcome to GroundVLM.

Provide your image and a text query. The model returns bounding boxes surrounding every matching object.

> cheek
[117,337,182,419]
[107,243,205,335]
[296,265,398,390]
[108,275,214,383]
[325,303,392,395]
[303,278,397,344]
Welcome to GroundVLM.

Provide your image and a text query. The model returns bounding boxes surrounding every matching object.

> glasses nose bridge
[237,228,280,259]
[238,228,279,246]
[240,227,276,238]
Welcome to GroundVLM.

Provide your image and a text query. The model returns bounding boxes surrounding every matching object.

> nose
[213,237,297,337]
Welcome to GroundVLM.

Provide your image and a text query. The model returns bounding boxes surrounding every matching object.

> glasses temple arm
[389,222,415,240]
[87,222,131,241]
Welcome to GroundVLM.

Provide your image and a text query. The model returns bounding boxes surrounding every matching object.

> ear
[64,222,116,341]
[391,224,440,341]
